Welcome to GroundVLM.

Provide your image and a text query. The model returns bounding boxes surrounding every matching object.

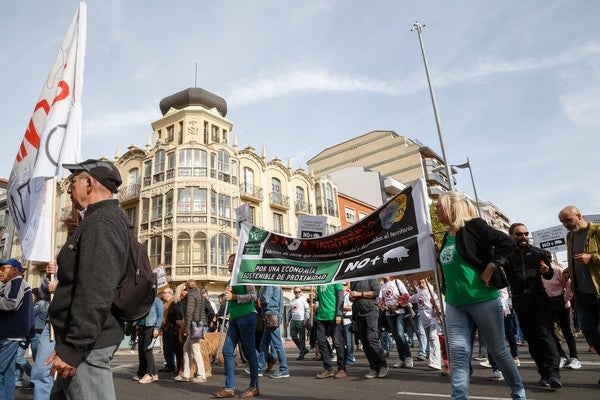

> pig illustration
[383,246,409,263]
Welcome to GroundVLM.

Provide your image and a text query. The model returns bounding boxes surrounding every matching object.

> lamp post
[452,157,482,217]
[412,21,453,191]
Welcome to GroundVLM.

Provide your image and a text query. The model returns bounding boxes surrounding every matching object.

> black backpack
[112,230,157,321]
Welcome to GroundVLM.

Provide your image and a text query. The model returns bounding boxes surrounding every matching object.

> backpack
[112,230,157,321]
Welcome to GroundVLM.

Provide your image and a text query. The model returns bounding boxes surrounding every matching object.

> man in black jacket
[47,159,129,400]
[505,223,561,388]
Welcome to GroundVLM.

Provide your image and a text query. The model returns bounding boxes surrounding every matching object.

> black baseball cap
[63,159,122,194]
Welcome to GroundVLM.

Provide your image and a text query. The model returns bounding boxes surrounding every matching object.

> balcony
[294,200,311,214]
[239,183,263,202]
[316,205,339,218]
[118,183,141,203]
[269,192,290,210]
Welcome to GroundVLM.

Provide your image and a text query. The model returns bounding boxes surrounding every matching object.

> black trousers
[512,293,560,378]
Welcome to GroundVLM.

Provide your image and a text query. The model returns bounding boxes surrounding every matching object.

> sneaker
[191,376,206,383]
[316,369,334,379]
[365,369,378,379]
[132,375,140,381]
[392,361,404,368]
[559,357,567,368]
[151,374,158,382]
[270,370,290,379]
[514,357,520,367]
[138,374,153,384]
[174,375,189,382]
[474,355,487,361]
[538,377,550,387]
[549,374,562,389]
[377,365,389,378]
[243,368,263,377]
[334,370,347,379]
[489,370,504,381]
[428,363,442,370]
[15,381,23,388]
[417,355,427,361]
[404,357,414,368]
[479,359,492,368]
[567,358,582,369]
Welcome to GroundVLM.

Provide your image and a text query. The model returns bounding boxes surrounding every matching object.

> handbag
[265,313,280,329]
[190,320,205,340]
[491,265,509,289]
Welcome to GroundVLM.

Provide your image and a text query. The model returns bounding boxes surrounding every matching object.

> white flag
[7,3,87,262]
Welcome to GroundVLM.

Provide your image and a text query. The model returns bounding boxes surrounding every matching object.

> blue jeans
[386,313,411,360]
[258,321,288,374]
[222,312,259,390]
[0,340,19,400]
[31,323,57,399]
[15,341,31,383]
[446,299,525,400]
[574,292,600,353]
[51,344,119,400]
[342,323,355,364]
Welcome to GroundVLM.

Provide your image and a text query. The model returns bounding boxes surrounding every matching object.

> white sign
[153,265,168,290]
[532,214,600,253]
[235,203,250,236]
[297,215,328,238]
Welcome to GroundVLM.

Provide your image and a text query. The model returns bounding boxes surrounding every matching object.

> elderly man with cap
[46,159,130,400]
[0,258,35,400]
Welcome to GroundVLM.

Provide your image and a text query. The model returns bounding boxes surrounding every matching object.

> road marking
[397,392,528,400]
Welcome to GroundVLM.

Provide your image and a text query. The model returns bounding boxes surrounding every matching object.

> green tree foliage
[429,202,446,248]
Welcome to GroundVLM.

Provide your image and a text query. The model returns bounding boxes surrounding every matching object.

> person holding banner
[214,254,260,398]
[435,191,526,400]
[315,283,347,379]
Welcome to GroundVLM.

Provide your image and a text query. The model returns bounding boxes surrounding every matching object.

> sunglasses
[294,291,301,294]
[514,232,529,237]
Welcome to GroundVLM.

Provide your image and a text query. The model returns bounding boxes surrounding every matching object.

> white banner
[7,3,87,261]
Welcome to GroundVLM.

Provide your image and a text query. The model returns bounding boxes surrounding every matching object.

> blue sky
[1,0,599,235]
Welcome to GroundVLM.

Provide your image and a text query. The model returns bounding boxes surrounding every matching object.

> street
[15,338,600,399]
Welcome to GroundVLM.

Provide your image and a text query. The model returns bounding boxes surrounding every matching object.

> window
[128,168,139,187]
[166,153,175,179]
[151,195,163,220]
[271,177,282,204]
[177,233,191,264]
[166,125,174,142]
[242,168,254,195]
[273,213,283,233]
[218,234,232,265]
[211,125,219,142]
[193,232,207,263]
[178,149,207,177]
[126,207,137,227]
[177,187,207,214]
[218,194,231,218]
[143,160,152,187]
[248,206,256,225]
[150,236,162,266]
[210,153,217,178]
[345,206,356,223]
[203,121,209,143]
[296,186,305,202]
[222,129,228,144]
[165,190,173,216]
[210,236,217,264]
[210,190,217,216]
[141,198,150,223]
[153,150,165,183]
[217,150,230,183]
[231,160,238,185]
[164,237,172,265]
[325,183,336,216]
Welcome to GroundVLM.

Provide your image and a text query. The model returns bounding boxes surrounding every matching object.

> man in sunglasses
[504,223,561,388]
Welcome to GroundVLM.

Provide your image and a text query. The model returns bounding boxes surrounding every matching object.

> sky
[2,0,599,240]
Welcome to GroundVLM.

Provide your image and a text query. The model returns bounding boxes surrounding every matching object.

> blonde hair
[174,283,187,303]
[438,191,477,230]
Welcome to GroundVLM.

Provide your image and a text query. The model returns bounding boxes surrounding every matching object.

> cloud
[85,103,156,137]
[225,40,600,108]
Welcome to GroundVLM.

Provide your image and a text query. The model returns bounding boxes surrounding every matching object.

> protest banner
[231,179,436,285]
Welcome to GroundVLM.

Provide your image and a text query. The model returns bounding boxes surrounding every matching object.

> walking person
[214,254,259,398]
[135,296,164,384]
[342,282,355,366]
[288,287,310,360]
[435,191,526,400]
[258,285,289,379]
[558,206,600,386]
[315,283,346,379]
[350,278,388,379]
[159,287,177,373]
[380,276,413,368]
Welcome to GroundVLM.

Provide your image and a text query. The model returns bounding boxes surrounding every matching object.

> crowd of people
[1,159,599,400]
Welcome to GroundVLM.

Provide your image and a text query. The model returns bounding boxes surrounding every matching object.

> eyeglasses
[514,232,529,237]
[294,291,301,294]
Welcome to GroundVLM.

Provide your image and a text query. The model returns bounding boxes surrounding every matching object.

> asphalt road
[14,338,600,399]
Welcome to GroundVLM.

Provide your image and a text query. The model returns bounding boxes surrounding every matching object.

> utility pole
[412,21,454,191]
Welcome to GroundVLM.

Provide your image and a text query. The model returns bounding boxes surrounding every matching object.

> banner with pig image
[231,179,437,286]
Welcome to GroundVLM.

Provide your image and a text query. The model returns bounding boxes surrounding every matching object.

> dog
[199,331,226,378]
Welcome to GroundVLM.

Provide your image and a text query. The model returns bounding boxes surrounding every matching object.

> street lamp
[431,157,482,217]
[412,21,453,191]
[453,157,481,217]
